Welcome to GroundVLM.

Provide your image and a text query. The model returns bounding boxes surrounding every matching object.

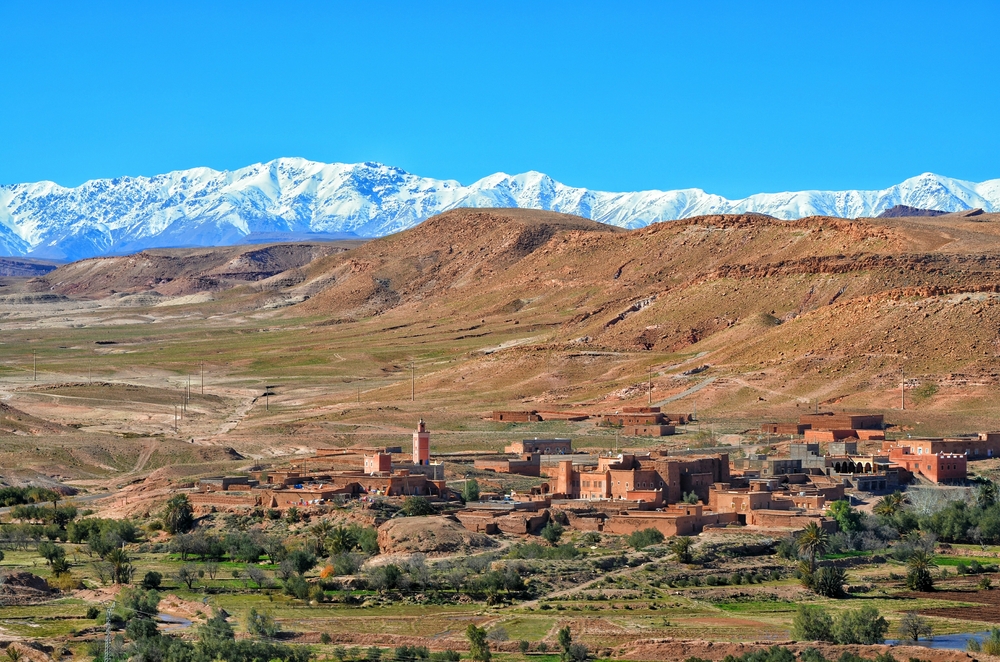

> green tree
[401,497,435,517]
[812,566,846,598]
[245,607,279,638]
[791,604,834,642]
[826,500,862,533]
[37,541,66,567]
[140,571,162,590]
[162,494,194,534]
[833,605,889,644]
[285,548,317,575]
[310,520,334,556]
[462,478,481,503]
[670,536,694,563]
[978,481,999,509]
[328,525,358,555]
[797,522,829,573]
[625,528,664,550]
[906,549,936,591]
[558,626,572,661]
[873,491,907,517]
[198,609,235,643]
[466,624,491,662]
[540,522,564,545]
[106,547,134,585]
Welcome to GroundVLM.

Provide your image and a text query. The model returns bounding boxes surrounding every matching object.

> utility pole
[410,362,415,402]
[174,405,178,431]
[33,350,36,381]
[901,368,905,411]
[105,601,115,662]
[648,366,652,405]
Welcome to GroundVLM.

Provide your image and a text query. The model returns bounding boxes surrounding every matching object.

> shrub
[792,604,834,642]
[321,633,332,645]
[812,566,847,598]
[246,607,279,638]
[834,605,889,644]
[401,497,435,517]
[86,606,100,620]
[283,575,310,599]
[541,522,564,545]
[626,528,664,551]
[141,571,162,590]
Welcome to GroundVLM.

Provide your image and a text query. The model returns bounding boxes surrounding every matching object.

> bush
[670,536,694,563]
[541,522,564,545]
[245,607,279,638]
[834,605,888,644]
[792,604,834,642]
[626,528,665,551]
[812,566,847,598]
[401,497,435,517]
[86,606,101,620]
[284,575,310,599]
[141,571,162,590]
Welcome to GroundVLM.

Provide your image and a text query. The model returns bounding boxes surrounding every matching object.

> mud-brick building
[474,452,541,476]
[799,412,885,430]
[505,438,573,455]
[888,433,1000,459]
[602,503,737,537]
[888,446,967,483]
[492,410,542,422]
[552,451,729,506]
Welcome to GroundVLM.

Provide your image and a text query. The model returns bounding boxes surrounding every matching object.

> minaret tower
[413,418,430,465]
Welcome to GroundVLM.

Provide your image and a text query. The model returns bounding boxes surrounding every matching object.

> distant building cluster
[184,408,999,543]
[759,412,1000,486]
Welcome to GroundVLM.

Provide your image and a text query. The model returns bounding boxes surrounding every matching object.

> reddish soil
[618,639,981,662]
[909,589,1000,623]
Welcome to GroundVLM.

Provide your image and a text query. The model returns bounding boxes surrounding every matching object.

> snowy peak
[0,160,998,260]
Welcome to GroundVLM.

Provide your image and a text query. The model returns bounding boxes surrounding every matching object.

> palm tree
[797,522,829,573]
[874,491,907,517]
[106,547,134,585]
[327,525,357,555]
[310,520,335,556]
[977,481,999,509]
[906,549,937,591]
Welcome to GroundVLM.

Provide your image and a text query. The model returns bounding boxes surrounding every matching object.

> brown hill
[6,207,1000,425]
[273,208,1000,412]
[0,401,68,435]
[30,241,363,299]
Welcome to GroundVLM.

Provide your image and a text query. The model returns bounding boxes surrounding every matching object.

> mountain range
[1,158,998,260]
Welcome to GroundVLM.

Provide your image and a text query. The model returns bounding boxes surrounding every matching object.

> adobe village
[4,208,1000,662]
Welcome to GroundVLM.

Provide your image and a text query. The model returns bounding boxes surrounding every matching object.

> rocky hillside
[5,207,1000,417]
[27,240,362,299]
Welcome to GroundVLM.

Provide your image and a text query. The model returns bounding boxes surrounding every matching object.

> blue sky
[1,1,998,198]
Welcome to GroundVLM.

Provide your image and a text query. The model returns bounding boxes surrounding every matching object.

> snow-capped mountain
[0,158,997,260]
